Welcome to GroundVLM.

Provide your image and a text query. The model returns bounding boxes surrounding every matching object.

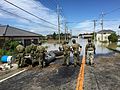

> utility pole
[93,20,97,43]
[64,22,67,41]
[66,27,68,41]
[57,5,60,43]
[101,12,104,41]
[70,29,72,39]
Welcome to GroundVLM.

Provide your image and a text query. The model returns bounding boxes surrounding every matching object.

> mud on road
[0,57,81,90]
[84,53,120,90]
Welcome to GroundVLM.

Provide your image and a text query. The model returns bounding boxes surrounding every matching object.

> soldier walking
[36,41,46,68]
[85,39,96,65]
[16,41,25,68]
[71,39,82,67]
[62,41,70,66]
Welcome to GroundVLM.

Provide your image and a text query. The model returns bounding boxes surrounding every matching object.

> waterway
[43,38,113,55]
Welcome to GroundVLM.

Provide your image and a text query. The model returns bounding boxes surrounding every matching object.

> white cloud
[0,13,2,16]
[71,20,94,35]
[71,20,120,35]
[0,0,62,35]
[0,0,119,36]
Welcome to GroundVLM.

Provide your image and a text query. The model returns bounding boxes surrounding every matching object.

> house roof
[97,30,115,34]
[0,25,41,37]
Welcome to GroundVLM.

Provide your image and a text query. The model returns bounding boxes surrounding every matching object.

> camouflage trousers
[86,51,94,65]
[63,53,70,65]
[36,53,44,67]
[73,53,80,66]
[17,53,25,67]
[31,51,36,61]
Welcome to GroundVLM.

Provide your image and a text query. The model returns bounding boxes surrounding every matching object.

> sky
[0,0,120,35]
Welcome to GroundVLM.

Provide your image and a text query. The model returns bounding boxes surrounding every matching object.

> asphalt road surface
[0,56,82,90]
[84,53,120,90]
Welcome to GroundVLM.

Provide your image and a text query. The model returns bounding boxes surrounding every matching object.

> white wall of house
[96,33,111,42]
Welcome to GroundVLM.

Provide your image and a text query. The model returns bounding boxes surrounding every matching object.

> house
[96,30,115,42]
[79,33,93,39]
[0,25,41,47]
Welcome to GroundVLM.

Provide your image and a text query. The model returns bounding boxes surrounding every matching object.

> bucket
[1,55,12,63]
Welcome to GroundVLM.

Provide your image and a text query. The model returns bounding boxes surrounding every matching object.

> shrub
[0,49,11,57]
[108,33,118,43]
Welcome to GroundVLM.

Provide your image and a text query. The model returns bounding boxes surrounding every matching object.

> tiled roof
[97,30,115,34]
[0,25,41,37]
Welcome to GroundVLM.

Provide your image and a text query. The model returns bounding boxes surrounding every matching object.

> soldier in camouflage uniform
[16,41,25,68]
[24,45,32,65]
[85,39,96,65]
[36,41,46,68]
[62,41,70,66]
[71,39,82,67]
[29,40,37,64]
[25,45,31,57]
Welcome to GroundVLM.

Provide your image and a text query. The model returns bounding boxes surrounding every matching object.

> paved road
[84,53,120,90]
[0,56,82,90]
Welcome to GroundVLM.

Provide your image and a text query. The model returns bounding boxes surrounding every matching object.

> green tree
[108,33,118,43]
[53,32,57,39]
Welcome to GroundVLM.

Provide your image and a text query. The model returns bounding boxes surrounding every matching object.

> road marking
[0,69,27,83]
[76,56,85,90]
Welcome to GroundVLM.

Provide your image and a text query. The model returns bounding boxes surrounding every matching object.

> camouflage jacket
[71,43,81,54]
[36,45,46,53]
[85,43,95,54]
[29,43,37,54]
[62,44,70,54]
[25,45,31,54]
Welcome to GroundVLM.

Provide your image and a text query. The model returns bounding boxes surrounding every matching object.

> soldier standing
[71,39,82,67]
[16,41,25,68]
[29,40,37,64]
[62,41,70,66]
[85,39,96,65]
[36,41,46,68]
[24,45,32,65]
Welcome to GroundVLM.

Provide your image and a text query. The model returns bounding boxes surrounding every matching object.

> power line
[28,0,65,31]
[104,7,120,15]
[57,4,61,43]
[0,8,57,30]
[4,0,57,27]
[103,20,120,22]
